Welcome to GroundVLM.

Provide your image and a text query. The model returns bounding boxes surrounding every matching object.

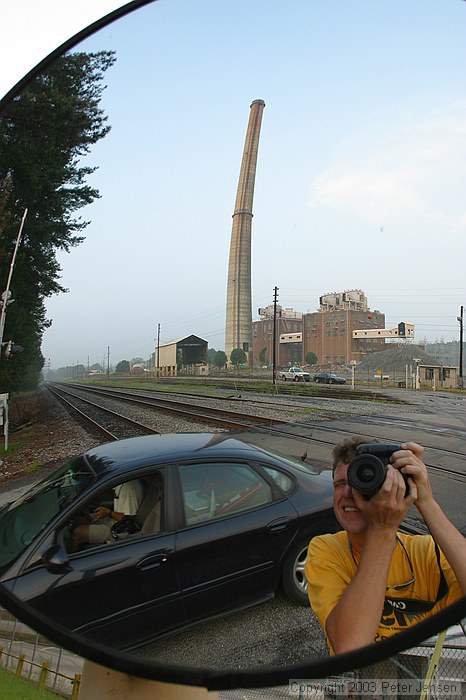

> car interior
[179,462,274,525]
[62,472,164,552]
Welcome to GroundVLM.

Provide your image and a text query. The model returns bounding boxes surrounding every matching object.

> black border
[1,583,465,688]
[0,0,157,112]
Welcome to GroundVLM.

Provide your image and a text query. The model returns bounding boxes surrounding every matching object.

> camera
[347,443,406,499]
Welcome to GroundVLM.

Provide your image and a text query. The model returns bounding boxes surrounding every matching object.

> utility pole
[0,209,28,368]
[458,305,464,389]
[272,287,278,385]
[156,323,161,379]
[107,346,110,379]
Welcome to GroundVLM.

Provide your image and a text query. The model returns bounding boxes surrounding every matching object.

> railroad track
[45,381,466,490]
[44,382,289,437]
[45,383,162,441]
[266,420,466,484]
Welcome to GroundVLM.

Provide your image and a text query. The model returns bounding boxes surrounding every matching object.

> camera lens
[357,465,377,483]
[347,454,387,497]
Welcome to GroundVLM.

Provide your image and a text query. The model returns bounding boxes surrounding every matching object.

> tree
[207,348,217,365]
[259,347,268,366]
[213,350,227,369]
[0,50,115,392]
[115,360,130,373]
[230,347,247,368]
[305,351,318,366]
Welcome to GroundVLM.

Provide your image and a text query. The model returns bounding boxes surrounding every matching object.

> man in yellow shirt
[306,437,466,655]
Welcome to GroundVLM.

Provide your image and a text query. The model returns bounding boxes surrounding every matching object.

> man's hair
[332,436,377,475]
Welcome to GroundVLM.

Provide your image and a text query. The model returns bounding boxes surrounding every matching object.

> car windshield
[0,457,94,571]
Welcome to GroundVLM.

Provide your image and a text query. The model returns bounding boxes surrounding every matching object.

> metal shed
[155,335,208,377]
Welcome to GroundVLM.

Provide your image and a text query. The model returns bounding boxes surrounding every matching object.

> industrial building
[252,289,386,368]
[152,335,208,377]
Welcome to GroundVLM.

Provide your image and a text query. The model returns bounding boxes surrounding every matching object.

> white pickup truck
[280,367,310,382]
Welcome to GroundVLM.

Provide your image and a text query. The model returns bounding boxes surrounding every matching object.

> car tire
[281,539,310,606]
[282,375,287,381]
[315,378,320,383]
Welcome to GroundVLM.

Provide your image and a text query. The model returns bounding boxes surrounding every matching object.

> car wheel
[329,378,334,384]
[282,375,286,381]
[315,378,320,383]
[281,539,310,606]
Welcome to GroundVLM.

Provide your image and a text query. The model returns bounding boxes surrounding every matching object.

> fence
[1,605,465,699]
[0,607,82,697]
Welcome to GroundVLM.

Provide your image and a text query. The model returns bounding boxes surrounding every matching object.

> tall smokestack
[225,99,265,364]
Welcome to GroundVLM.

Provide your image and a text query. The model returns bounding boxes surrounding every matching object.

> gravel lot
[0,383,443,500]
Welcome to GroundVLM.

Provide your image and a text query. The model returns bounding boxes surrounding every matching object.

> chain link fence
[0,606,82,697]
[1,605,465,699]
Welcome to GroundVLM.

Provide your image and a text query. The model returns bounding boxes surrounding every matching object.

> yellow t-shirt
[306,530,462,653]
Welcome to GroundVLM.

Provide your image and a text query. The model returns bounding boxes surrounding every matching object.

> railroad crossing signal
[3,341,24,359]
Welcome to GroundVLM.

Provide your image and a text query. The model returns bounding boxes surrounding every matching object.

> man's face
[333,461,369,535]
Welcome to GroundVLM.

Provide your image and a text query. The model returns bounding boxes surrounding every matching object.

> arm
[392,442,466,594]
[92,506,125,522]
[326,467,413,654]
[325,529,393,653]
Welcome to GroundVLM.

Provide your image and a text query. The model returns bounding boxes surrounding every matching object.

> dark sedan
[0,433,338,650]
[314,372,347,385]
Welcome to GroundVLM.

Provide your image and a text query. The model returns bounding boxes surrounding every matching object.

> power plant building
[252,289,386,367]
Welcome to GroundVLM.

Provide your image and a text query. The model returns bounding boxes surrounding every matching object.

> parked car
[280,367,311,382]
[314,372,347,385]
[0,433,338,650]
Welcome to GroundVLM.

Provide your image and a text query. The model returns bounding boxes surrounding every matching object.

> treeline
[0,50,115,393]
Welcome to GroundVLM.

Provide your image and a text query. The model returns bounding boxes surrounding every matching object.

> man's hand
[352,464,414,533]
[92,506,111,522]
[391,442,433,509]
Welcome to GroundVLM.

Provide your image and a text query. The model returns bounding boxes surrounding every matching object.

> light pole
[350,360,356,390]
[457,306,464,389]
[272,287,278,386]
[413,358,421,390]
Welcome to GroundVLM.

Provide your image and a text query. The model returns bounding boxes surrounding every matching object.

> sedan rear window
[179,462,273,525]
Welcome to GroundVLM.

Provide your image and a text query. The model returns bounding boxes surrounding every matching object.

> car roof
[79,433,283,479]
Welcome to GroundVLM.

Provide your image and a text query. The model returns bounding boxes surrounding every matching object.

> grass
[0,666,63,698]
[0,425,37,462]
[24,459,43,474]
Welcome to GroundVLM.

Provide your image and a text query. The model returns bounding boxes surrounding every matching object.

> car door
[174,460,299,624]
[8,475,184,650]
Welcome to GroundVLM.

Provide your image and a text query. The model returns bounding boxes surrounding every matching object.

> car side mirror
[43,544,71,574]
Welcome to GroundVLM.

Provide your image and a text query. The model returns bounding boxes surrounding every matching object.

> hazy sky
[3,1,466,368]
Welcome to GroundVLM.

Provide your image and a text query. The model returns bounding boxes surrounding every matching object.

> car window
[261,467,294,494]
[0,457,94,571]
[62,475,161,554]
[179,462,274,525]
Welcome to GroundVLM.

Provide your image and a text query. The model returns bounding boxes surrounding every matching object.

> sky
[2,0,466,369]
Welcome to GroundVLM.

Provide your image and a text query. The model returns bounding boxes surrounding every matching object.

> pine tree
[0,51,116,391]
